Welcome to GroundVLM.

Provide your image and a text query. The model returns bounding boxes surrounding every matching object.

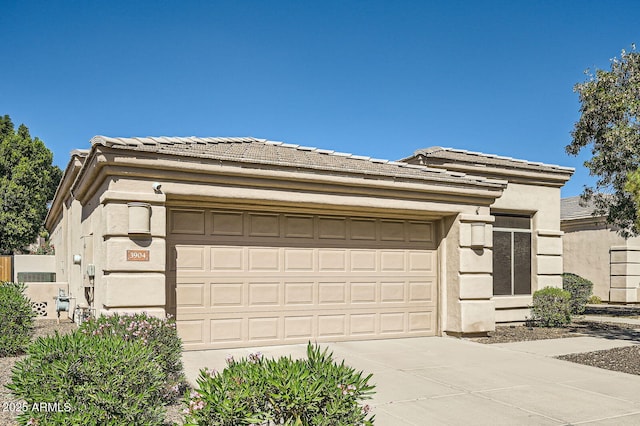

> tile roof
[408,147,574,174]
[89,136,505,188]
[561,196,601,220]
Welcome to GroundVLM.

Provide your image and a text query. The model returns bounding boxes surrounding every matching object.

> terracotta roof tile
[89,135,505,188]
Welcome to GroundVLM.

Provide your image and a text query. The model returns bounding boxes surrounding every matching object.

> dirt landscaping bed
[470,319,640,344]
[470,318,640,377]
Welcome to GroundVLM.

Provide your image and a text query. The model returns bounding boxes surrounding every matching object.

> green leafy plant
[79,312,187,402]
[0,281,35,357]
[183,342,376,425]
[8,331,166,425]
[588,295,602,304]
[562,273,594,314]
[529,287,572,327]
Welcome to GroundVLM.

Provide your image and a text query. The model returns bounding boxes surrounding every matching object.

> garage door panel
[408,222,433,242]
[318,217,347,239]
[284,282,314,305]
[318,314,347,337]
[248,317,280,341]
[409,280,435,302]
[380,282,405,302]
[248,282,280,306]
[284,215,314,238]
[211,211,244,236]
[284,249,314,271]
[409,251,436,272]
[248,248,280,271]
[380,312,405,333]
[350,282,376,303]
[350,313,377,335]
[318,250,347,271]
[248,214,280,237]
[211,318,243,343]
[350,251,376,271]
[211,247,243,270]
[176,246,206,270]
[176,320,205,344]
[380,251,406,271]
[171,209,438,350]
[380,220,405,241]
[350,219,376,240]
[318,282,347,304]
[171,210,205,235]
[211,283,243,306]
[409,312,433,332]
[177,307,436,350]
[176,283,206,307]
[284,316,314,339]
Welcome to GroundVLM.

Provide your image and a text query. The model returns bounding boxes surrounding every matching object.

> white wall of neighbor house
[490,183,564,323]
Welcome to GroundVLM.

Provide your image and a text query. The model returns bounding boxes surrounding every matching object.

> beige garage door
[168,208,438,350]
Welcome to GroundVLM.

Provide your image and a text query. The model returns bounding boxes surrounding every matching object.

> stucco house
[45,137,572,350]
[562,196,640,303]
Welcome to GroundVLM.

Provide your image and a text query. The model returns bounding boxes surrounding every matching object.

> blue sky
[1,1,638,197]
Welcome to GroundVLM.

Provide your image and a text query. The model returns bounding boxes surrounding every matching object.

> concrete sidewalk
[182,336,640,425]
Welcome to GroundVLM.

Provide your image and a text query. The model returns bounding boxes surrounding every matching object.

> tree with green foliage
[0,115,62,254]
[566,45,640,237]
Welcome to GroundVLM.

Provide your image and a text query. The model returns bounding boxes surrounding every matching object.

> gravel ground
[470,318,640,378]
[0,319,185,426]
[470,320,640,344]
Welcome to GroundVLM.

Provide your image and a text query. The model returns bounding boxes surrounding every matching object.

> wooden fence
[0,255,12,281]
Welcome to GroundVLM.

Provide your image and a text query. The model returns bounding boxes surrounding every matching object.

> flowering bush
[79,312,187,402]
[183,343,375,425]
[8,331,165,425]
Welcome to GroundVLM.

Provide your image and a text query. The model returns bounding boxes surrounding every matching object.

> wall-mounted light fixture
[470,222,485,248]
[128,202,151,235]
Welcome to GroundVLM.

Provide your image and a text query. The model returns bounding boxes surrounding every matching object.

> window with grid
[492,213,531,296]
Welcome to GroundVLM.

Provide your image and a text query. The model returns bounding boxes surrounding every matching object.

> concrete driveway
[182,336,640,425]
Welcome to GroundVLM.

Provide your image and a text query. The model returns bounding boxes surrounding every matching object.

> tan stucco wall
[47,144,571,339]
[13,255,56,282]
[490,183,564,322]
[443,211,496,335]
[562,219,640,302]
[24,282,69,319]
[13,254,68,319]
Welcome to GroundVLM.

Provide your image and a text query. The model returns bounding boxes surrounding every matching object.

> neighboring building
[46,137,572,350]
[561,196,640,303]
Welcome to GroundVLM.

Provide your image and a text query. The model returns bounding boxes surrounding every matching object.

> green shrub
[562,273,594,314]
[79,312,187,402]
[0,281,35,357]
[530,287,572,327]
[588,295,602,304]
[183,342,376,425]
[7,331,166,425]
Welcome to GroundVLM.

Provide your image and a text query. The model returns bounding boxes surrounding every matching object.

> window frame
[492,213,532,296]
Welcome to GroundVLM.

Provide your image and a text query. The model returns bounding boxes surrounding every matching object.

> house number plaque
[127,250,150,261]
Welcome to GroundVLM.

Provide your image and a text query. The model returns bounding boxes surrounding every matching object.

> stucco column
[610,246,640,303]
[446,213,496,336]
[535,229,564,290]
[99,191,167,318]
